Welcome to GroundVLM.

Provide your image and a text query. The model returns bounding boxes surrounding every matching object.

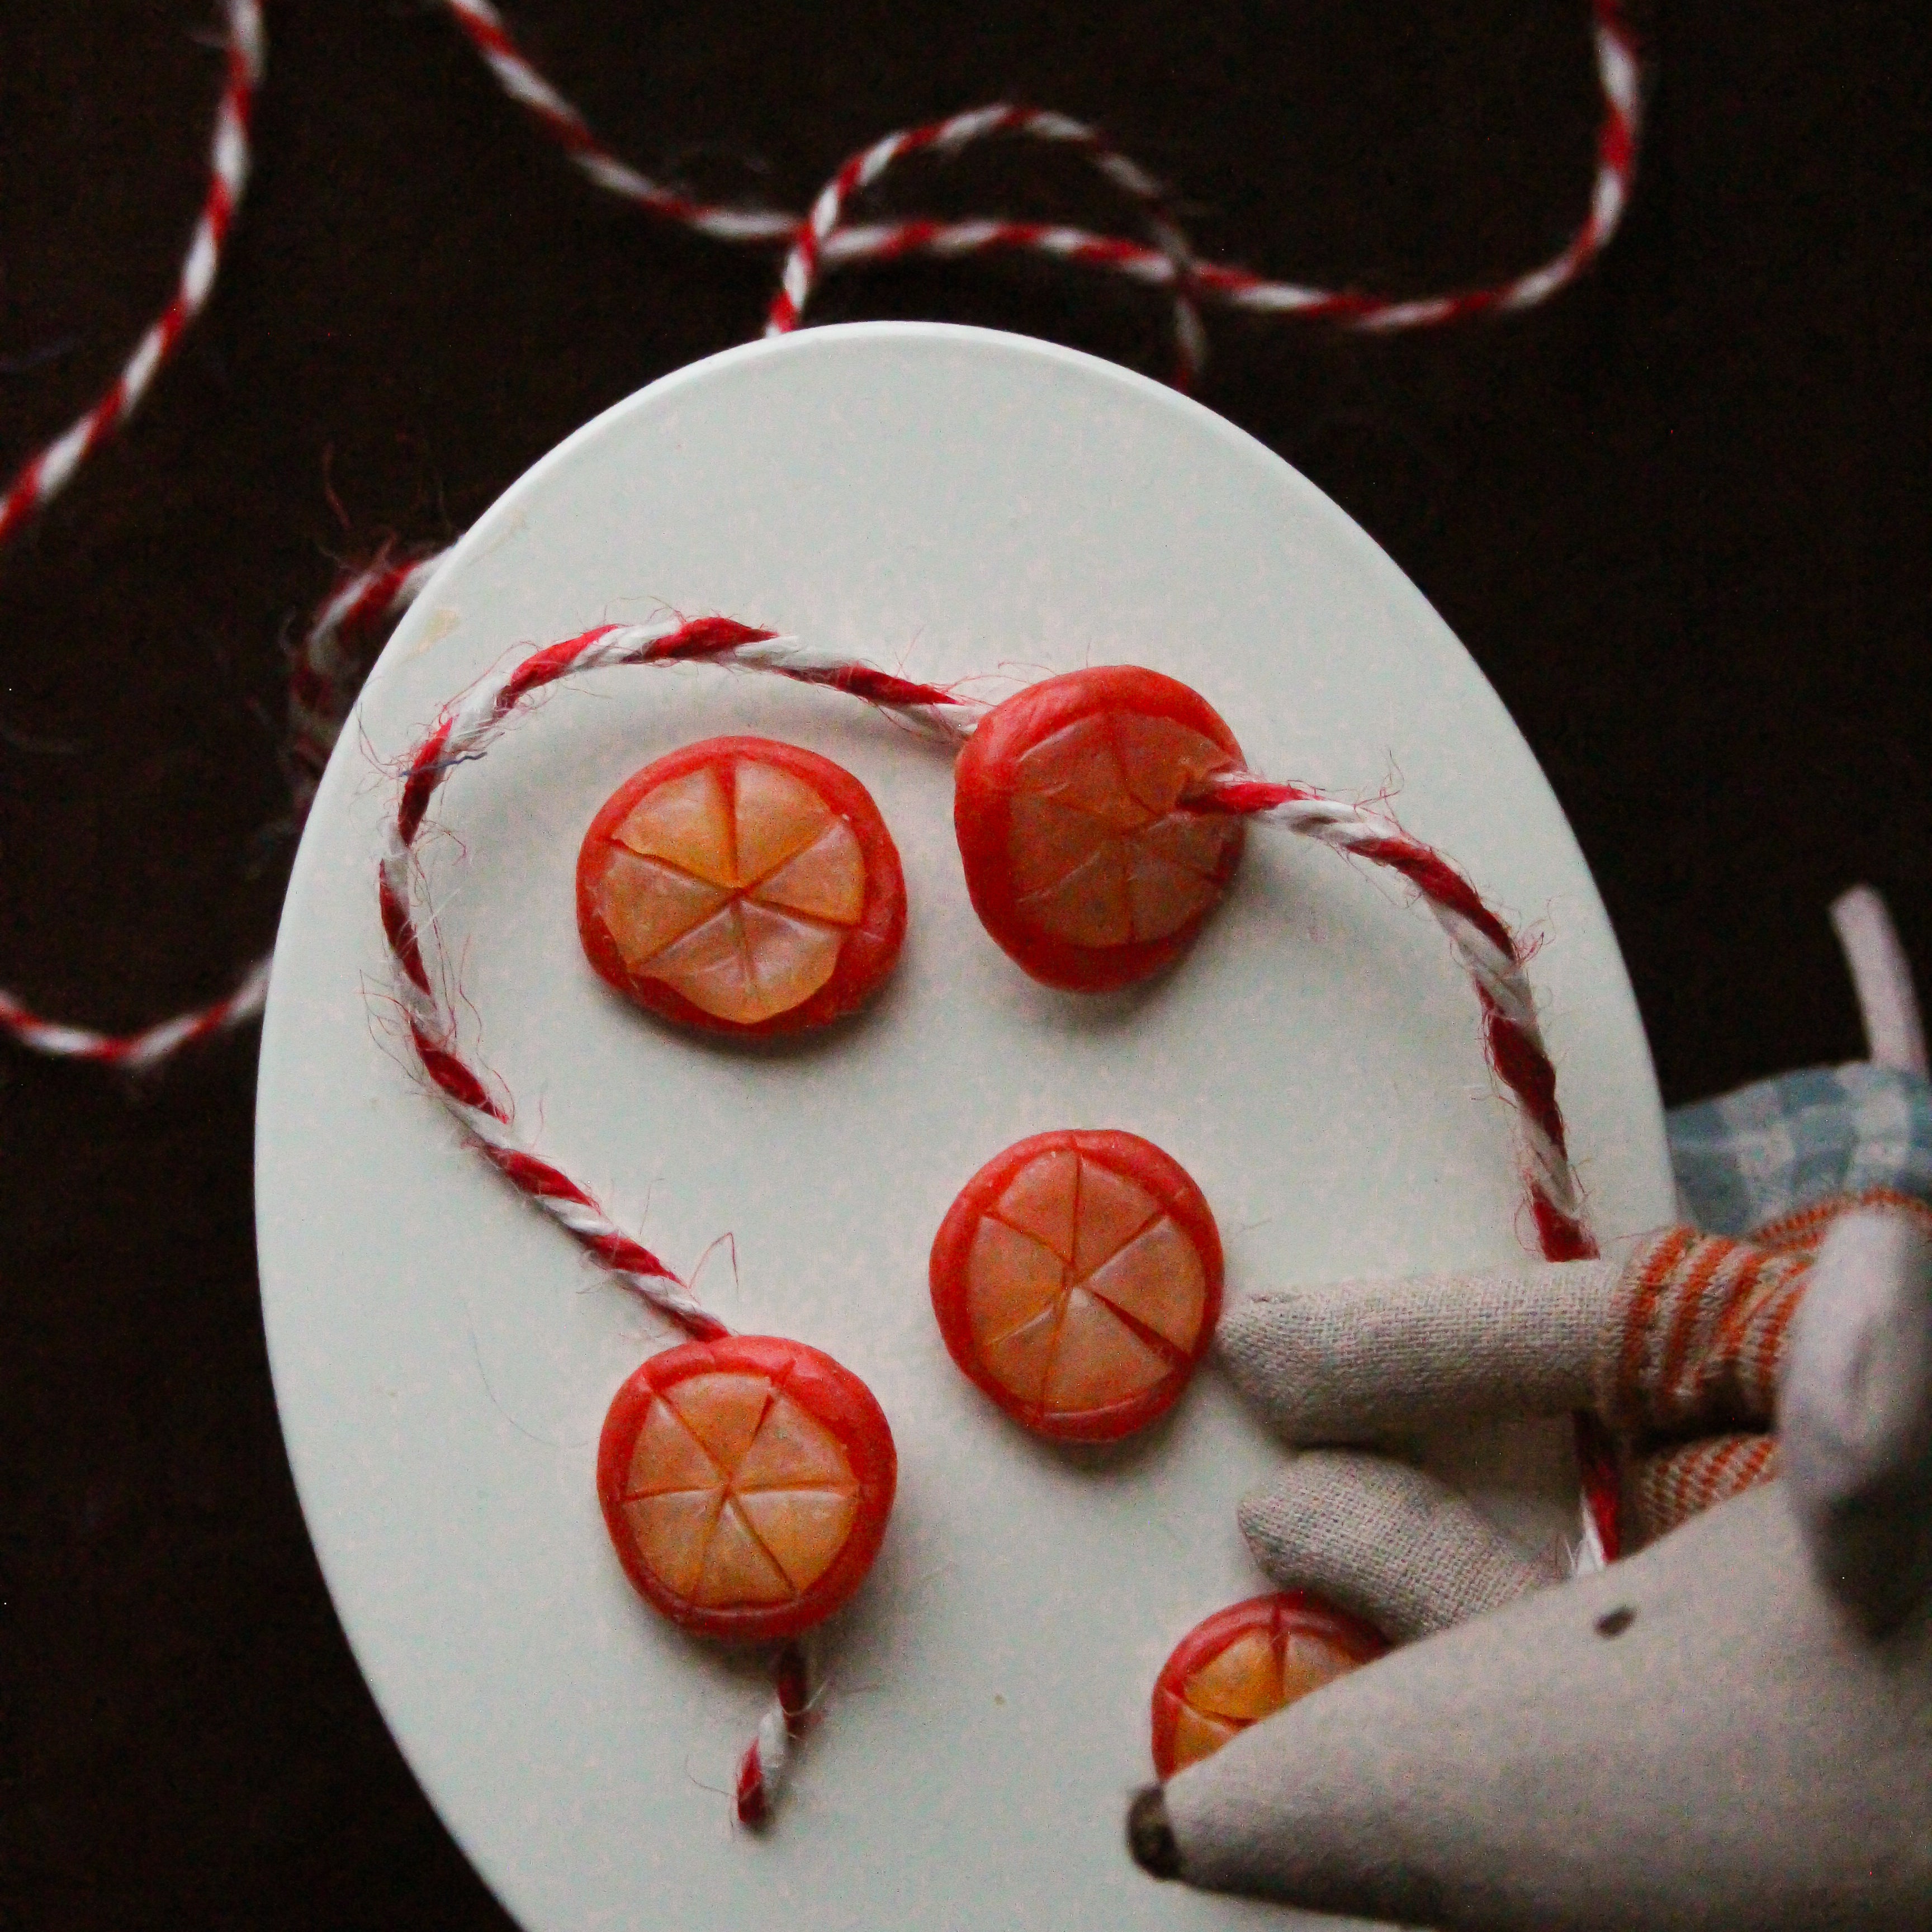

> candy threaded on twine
[3,0,1641,1066]
[3,0,1630,1596]
[385,617,1610,1669]
[0,0,1656,1848]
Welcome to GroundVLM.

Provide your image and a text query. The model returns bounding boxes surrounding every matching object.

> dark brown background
[2,3,1926,1926]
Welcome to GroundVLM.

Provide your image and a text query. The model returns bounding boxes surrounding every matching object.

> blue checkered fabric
[1666,1063,1932,1238]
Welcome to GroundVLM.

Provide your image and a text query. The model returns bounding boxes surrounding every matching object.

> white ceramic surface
[257,323,1671,1932]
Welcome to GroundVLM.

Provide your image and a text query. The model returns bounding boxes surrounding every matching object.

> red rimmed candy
[930,1129,1224,1442]
[577,736,906,1035]
[1150,1592,1389,1779]
[953,666,1246,992]
[597,1335,898,1644]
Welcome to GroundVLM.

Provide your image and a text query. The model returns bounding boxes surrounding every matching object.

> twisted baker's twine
[759,102,1208,382]
[451,0,1640,377]
[381,614,972,1822]
[0,544,436,1066]
[2,0,1639,1061]
[1191,771,1618,1563]
[0,0,263,549]
[1,0,1625,1566]
[381,616,965,1332]
[384,635,1592,1328]
[735,1640,813,1827]
[0,0,267,1063]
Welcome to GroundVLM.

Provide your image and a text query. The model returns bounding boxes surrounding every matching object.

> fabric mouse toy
[1128,888,1932,1930]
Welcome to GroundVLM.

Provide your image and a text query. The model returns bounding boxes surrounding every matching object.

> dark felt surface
[2,4,1926,1926]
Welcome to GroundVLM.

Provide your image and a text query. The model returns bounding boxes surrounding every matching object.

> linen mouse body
[1130,893,1932,1930]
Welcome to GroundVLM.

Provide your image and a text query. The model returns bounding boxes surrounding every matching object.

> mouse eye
[953,666,1247,992]
[930,1128,1224,1442]
[577,735,906,1035]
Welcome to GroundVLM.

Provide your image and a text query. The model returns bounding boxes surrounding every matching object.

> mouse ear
[1781,1207,1932,1633]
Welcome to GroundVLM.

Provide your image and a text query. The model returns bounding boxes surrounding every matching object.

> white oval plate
[257,323,1670,1932]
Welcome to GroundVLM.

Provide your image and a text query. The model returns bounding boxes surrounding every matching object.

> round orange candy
[577,736,906,1036]
[929,1129,1224,1442]
[953,666,1247,992]
[1150,1592,1388,1779]
[597,1334,898,1644]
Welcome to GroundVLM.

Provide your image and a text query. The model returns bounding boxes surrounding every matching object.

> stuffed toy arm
[1213,1221,1812,1645]
[1129,1206,1932,1931]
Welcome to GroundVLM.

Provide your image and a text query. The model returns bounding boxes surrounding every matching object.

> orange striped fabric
[1629,1432,1782,1542]
[1747,1185,1932,1257]
[1598,1190,1932,1542]
[1595,1227,1812,1435]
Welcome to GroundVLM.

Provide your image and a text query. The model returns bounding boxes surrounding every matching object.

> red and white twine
[765,0,1639,370]
[1195,776,1589,1262]
[288,550,444,820]
[0,953,273,1071]
[0,544,435,1069]
[381,614,965,1327]
[439,0,798,245]
[451,0,1639,367]
[0,0,263,550]
[1,0,266,1061]
[735,1641,814,1827]
[3,0,1640,1067]
[1188,772,1619,1562]
[378,614,973,1820]
[764,103,1208,383]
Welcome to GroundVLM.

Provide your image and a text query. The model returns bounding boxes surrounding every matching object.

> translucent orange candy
[577,736,905,1035]
[954,667,1246,991]
[597,1335,898,1642]
[1150,1592,1388,1778]
[930,1129,1224,1441]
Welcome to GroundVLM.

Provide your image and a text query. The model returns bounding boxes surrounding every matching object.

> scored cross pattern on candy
[973,1150,1204,1407]
[933,1130,1225,1441]
[1150,1592,1390,1778]
[599,1332,898,1645]
[579,736,907,1036]
[619,1371,861,1614]
[1010,714,1244,949]
[595,757,865,1024]
[954,667,1247,992]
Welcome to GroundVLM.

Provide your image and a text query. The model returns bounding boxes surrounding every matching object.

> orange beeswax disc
[597,1334,898,1644]
[930,1129,1224,1442]
[577,736,906,1036]
[953,666,1246,992]
[1150,1591,1389,1778]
